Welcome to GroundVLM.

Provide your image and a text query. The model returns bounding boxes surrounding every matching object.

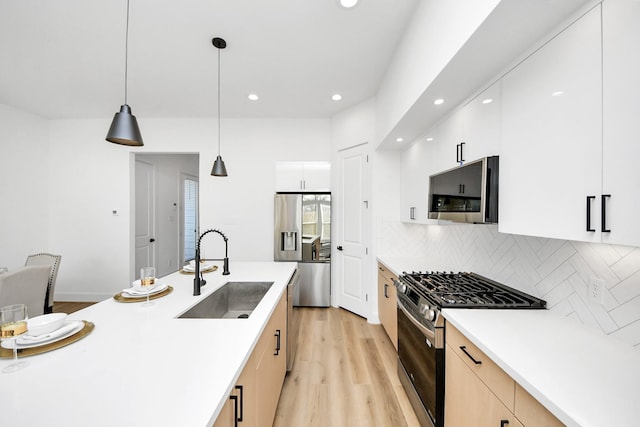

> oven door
[397,299,444,427]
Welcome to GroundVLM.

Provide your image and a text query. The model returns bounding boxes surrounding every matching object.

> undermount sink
[178,281,274,319]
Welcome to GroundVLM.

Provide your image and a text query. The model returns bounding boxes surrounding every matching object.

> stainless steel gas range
[395,271,546,427]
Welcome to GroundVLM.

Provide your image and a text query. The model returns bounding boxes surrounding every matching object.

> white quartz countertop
[0,261,297,427]
[378,256,640,426]
[443,309,640,426]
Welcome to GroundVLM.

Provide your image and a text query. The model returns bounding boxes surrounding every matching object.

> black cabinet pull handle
[384,283,389,298]
[460,142,465,163]
[500,420,509,427]
[410,206,416,220]
[460,345,482,365]
[602,194,611,233]
[456,143,460,163]
[230,395,239,427]
[274,329,281,356]
[586,196,596,232]
[234,385,244,422]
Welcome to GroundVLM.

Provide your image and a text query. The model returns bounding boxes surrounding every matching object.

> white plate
[121,283,168,298]
[183,263,214,272]
[1,320,84,349]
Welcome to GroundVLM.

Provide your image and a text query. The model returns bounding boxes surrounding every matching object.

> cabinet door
[302,162,331,192]
[275,162,305,191]
[445,343,524,427]
[435,111,465,172]
[602,0,640,247]
[255,293,287,427]
[499,6,602,242]
[377,265,397,349]
[400,137,434,223]
[212,396,234,427]
[462,81,501,162]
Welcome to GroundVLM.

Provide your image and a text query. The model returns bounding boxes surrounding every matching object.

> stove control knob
[395,280,407,294]
[419,303,429,315]
[427,309,436,322]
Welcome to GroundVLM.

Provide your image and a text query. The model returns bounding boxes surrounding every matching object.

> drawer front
[377,262,398,283]
[515,383,565,427]
[446,324,515,411]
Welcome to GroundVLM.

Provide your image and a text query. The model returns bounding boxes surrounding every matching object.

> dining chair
[25,253,62,314]
[0,265,51,317]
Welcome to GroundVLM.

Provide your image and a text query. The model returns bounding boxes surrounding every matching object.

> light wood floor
[55,302,420,426]
[274,307,421,427]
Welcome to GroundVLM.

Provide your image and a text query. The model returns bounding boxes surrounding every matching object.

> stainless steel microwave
[428,156,499,224]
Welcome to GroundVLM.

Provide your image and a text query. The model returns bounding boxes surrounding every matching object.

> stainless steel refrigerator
[274,193,331,307]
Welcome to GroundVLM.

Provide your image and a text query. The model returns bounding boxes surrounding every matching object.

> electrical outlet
[588,277,604,304]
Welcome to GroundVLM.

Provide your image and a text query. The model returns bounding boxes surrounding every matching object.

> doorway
[133,154,199,279]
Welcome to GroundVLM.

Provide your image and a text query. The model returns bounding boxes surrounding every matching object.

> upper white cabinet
[433,82,501,173]
[275,161,331,192]
[499,6,603,243]
[601,0,640,247]
[400,135,435,223]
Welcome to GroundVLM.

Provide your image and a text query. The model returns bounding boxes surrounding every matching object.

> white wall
[43,117,330,301]
[0,104,50,268]
[375,0,500,145]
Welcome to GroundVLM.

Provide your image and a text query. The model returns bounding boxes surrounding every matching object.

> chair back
[25,253,61,314]
[0,265,51,317]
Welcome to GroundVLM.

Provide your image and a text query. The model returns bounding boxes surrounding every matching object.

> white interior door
[180,174,199,265]
[336,143,369,317]
[135,160,155,279]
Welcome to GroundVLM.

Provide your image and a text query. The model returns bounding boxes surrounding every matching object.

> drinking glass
[140,267,156,307]
[1,304,29,373]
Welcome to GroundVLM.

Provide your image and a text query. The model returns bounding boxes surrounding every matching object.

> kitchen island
[0,261,297,427]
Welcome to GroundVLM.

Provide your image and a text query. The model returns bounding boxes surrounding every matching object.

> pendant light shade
[106,0,144,146]
[106,104,143,146]
[211,37,228,177]
[211,155,228,176]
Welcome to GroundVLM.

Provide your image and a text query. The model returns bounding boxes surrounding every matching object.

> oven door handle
[397,298,437,344]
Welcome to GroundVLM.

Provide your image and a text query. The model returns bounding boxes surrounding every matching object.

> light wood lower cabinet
[445,324,564,427]
[377,262,398,349]
[213,292,287,427]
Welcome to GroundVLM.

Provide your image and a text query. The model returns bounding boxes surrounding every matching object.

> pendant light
[106,0,143,146]
[211,37,228,177]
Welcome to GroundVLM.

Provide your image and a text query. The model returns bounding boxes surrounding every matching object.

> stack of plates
[182,261,215,272]
[121,282,169,299]
[2,320,85,349]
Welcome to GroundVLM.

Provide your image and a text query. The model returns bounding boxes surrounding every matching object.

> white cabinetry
[433,82,501,173]
[275,161,330,192]
[400,137,435,223]
[602,0,640,247]
[499,6,602,242]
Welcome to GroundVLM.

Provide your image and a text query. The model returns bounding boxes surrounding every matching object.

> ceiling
[0,0,419,120]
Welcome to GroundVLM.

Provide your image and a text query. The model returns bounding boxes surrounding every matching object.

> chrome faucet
[193,228,230,296]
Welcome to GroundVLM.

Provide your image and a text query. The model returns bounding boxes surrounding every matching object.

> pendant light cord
[217,46,221,156]
[124,0,130,105]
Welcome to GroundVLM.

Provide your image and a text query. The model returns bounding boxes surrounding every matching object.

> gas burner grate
[401,271,546,309]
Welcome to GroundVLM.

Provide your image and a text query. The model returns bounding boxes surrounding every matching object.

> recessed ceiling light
[426,137,434,142]
[434,98,444,105]
[482,98,493,104]
[248,93,259,101]
[332,94,343,101]
[339,0,359,8]
[552,91,564,97]
[396,137,404,142]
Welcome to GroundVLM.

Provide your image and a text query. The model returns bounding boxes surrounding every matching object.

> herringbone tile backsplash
[379,221,640,349]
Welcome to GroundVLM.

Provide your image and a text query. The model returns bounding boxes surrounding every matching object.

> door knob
[150,238,155,243]
[337,246,343,251]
